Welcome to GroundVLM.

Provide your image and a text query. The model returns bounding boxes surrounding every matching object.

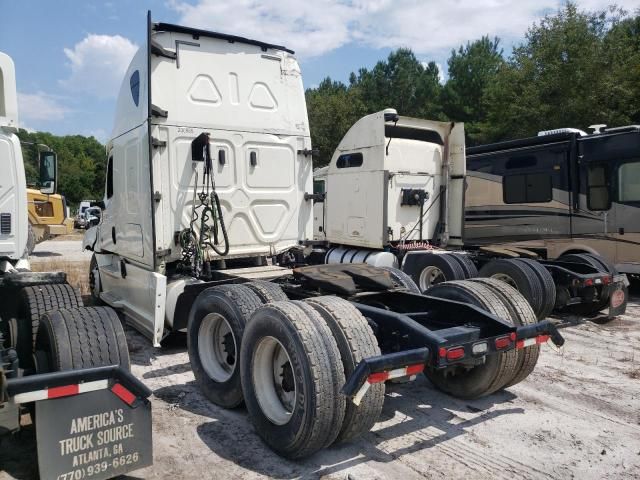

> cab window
[336,152,363,169]
[313,179,325,195]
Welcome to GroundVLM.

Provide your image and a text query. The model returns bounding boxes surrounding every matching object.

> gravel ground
[2,240,639,479]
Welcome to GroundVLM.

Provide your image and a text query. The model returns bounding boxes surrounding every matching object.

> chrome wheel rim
[252,336,296,425]
[198,313,237,382]
[419,266,446,291]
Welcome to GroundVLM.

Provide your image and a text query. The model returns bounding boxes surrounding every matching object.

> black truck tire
[558,253,614,317]
[513,259,556,319]
[469,278,540,387]
[478,259,547,320]
[424,280,518,398]
[291,301,346,447]
[403,252,467,292]
[35,307,130,372]
[187,284,262,408]
[450,253,479,278]
[17,283,83,367]
[377,266,421,294]
[304,296,385,443]
[244,281,288,303]
[26,223,36,256]
[240,301,339,458]
[88,254,103,304]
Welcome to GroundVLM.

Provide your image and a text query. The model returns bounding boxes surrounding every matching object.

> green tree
[484,2,637,141]
[16,129,105,208]
[306,78,367,167]
[442,36,505,145]
[350,48,443,118]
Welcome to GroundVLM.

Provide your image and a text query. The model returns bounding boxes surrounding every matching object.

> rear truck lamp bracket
[515,320,564,347]
[341,348,429,405]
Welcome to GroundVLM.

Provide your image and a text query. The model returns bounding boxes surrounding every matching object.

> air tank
[324,246,399,269]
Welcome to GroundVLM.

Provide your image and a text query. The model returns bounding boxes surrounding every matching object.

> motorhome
[465,126,640,275]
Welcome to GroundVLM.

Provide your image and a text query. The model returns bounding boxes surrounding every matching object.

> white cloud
[169,0,640,59]
[17,92,71,122]
[61,34,138,98]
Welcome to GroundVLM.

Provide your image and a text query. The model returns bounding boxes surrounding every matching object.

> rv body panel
[465,129,640,274]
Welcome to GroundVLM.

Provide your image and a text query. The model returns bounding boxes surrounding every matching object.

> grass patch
[30,259,90,295]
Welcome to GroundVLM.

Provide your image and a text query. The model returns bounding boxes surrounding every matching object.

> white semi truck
[0,52,152,480]
[312,110,629,322]
[84,13,569,459]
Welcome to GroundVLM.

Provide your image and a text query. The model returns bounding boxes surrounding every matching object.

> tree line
[307,3,640,166]
[19,2,639,203]
[17,129,105,209]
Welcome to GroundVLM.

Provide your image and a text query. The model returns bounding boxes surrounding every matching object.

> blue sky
[1,0,633,142]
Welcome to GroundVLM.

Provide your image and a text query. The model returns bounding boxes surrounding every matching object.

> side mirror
[39,151,57,194]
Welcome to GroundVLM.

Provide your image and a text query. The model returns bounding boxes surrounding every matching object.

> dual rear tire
[187,283,385,458]
[403,252,477,292]
[478,258,556,320]
[424,279,540,398]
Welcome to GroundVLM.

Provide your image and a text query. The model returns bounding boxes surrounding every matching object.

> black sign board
[36,389,152,480]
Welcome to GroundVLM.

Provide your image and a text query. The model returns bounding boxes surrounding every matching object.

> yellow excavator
[22,143,74,254]
[26,188,74,253]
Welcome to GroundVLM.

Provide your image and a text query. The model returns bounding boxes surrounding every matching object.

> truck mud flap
[608,275,629,317]
[7,366,152,480]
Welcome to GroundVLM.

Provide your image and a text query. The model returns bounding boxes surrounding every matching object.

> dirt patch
[3,240,640,479]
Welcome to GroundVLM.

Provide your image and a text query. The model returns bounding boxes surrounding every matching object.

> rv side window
[336,152,363,169]
[503,173,552,204]
[617,161,640,204]
[106,156,114,199]
[313,179,325,195]
[587,164,610,210]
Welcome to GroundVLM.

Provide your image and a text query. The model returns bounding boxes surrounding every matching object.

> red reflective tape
[406,364,425,376]
[509,332,516,342]
[48,384,79,399]
[111,383,136,406]
[367,372,389,384]
[536,334,550,344]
